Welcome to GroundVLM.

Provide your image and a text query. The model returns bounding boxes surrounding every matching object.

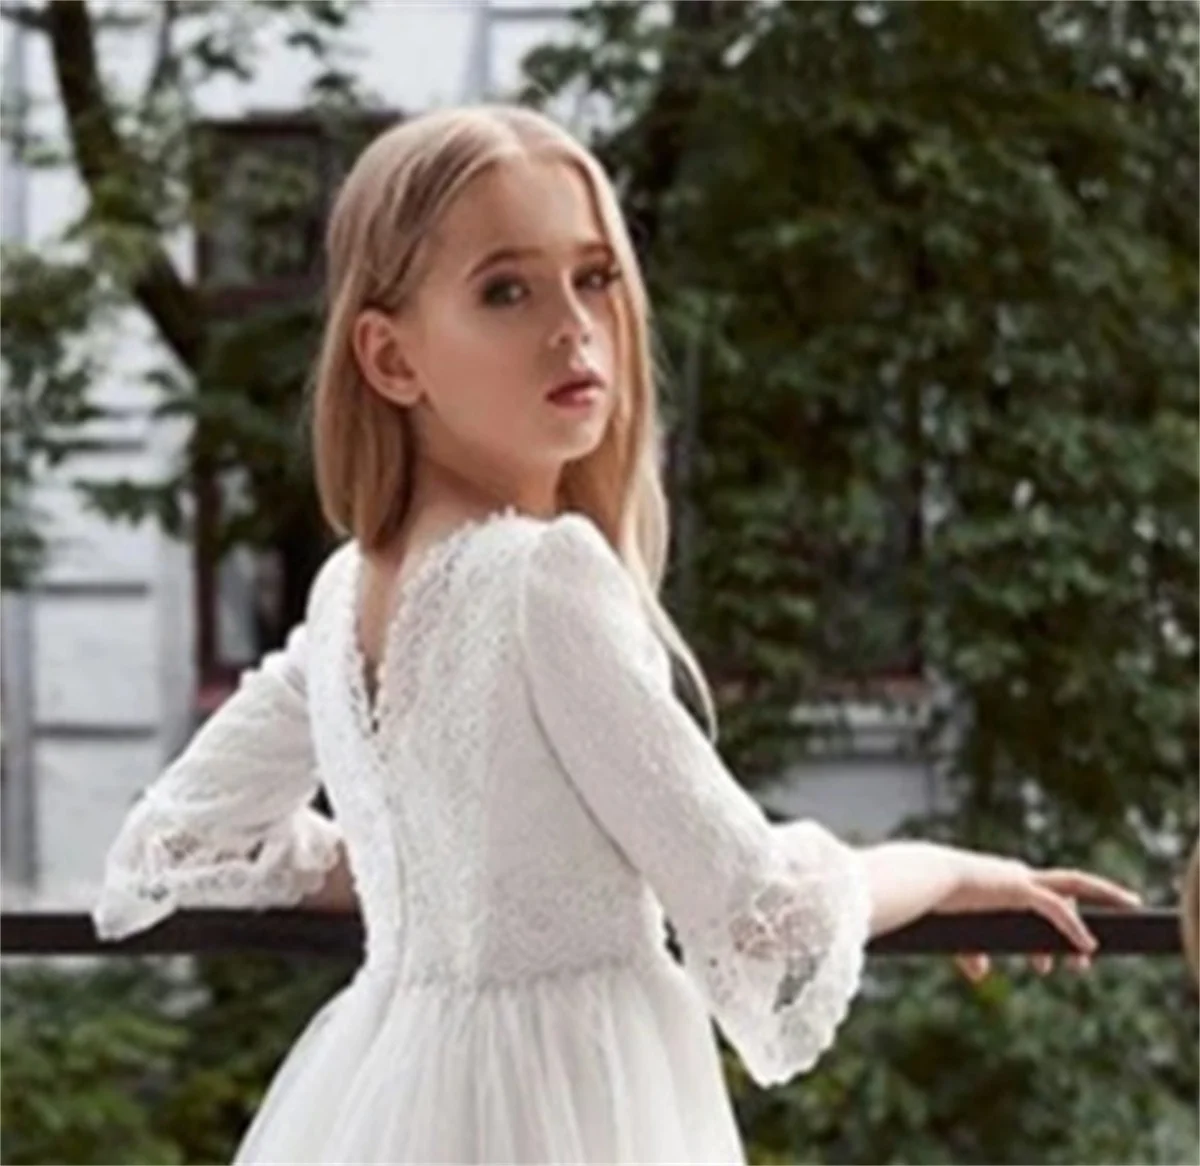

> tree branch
[44,0,204,369]
[0,3,46,32]
[140,0,181,117]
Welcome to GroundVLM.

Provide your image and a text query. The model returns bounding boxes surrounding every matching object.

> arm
[856,840,963,936]
[858,839,1138,960]
[518,516,872,1088]
[92,624,344,941]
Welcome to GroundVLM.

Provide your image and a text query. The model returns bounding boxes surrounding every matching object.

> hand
[932,851,1143,983]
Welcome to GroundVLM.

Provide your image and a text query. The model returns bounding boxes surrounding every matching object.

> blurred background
[0,1,1196,1162]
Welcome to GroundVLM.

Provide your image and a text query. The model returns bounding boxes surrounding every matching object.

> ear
[351,308,422,407]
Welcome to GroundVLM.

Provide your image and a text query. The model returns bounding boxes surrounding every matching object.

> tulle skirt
[233,951,746,1164]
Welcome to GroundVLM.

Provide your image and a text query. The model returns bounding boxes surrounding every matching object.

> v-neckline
[345,505,524,738]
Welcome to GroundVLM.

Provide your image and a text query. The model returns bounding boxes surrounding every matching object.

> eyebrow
[465,240,614,280]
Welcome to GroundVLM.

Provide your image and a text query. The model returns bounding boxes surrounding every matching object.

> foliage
[1,1,1195,1163]
[0,248,114,584]
[526,0,1197,807]
[520,2,1198,1162]
[1,953,354,1164]
[727,952,1198,1166]
[1,960,186,1164]
[0,0,366,606]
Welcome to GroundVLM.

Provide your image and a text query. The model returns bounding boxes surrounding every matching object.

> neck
[409,456,561,522]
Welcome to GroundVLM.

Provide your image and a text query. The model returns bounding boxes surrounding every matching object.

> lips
[547,372,604,401]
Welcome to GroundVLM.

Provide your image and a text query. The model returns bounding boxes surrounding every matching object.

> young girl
[92,104,1142,1164]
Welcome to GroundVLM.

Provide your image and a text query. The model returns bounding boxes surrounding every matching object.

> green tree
[0,250,114,584]
[1,954,354,1164]
[521,2,1197,1162]
[0,0,369,617]
[0,960,186,1164]
[3,1,1195,1162]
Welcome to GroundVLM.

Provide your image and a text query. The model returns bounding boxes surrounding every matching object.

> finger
[1031,952,1053,975]
[1035,869,1143,909]
[1038,867,1140,900]
[1067,951,1092,973]
[956,953,990,981]
[1028,886,1098,953]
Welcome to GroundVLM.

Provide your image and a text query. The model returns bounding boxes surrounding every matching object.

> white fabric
[91,623,343,941]
[92,507,872,1164]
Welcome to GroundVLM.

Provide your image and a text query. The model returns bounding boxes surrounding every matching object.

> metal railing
[0,906,1184,962]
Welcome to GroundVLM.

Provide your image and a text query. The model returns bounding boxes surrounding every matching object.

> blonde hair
[311,104,717,740]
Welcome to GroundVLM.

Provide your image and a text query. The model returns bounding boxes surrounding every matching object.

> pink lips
[547,372,605,407]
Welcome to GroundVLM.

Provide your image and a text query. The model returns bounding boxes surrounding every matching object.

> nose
[548,289,593,351]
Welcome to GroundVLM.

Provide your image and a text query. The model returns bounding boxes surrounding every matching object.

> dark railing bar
[0,908,1182,959]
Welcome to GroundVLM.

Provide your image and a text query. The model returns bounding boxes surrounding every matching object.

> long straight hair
[310,104,717,740]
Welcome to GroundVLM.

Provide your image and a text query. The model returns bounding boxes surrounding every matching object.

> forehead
[432,157,606,269]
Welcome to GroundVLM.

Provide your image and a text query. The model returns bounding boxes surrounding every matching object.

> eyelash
[481,264,623,308]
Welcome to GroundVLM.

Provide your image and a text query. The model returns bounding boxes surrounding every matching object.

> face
[353,156,622,515]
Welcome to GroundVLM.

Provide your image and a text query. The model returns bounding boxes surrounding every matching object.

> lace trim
[683,828,872,1087]
[344,504,527,739]
[334,504,535,971]
[92,803,344,941]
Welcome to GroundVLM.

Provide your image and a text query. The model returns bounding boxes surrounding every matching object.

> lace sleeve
[517,516,872,1087]
[91,624,343,942]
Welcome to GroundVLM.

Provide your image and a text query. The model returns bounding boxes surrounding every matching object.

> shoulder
[450,508,627,584]
[516,512,654,643]
[517,512,637,601]
[514,512,674,690]
[304,539,357,625]
[520,510,625,570]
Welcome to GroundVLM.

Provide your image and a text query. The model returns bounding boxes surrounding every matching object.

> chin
[564,423,611,460]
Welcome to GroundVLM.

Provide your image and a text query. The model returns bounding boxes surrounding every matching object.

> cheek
[418,307,538,427]
[420,304,532,396]
[431,302,499,358]
[420,294,621,395]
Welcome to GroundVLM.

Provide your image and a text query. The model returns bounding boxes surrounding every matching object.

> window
[192,111,400,710]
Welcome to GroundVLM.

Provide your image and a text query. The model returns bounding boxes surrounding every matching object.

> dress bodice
[303,509,669,984]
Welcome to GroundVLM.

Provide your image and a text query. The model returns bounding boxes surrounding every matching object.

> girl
[92,104,1141,1164]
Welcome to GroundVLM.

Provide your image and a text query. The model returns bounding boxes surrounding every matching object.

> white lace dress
[92,508,872,1165]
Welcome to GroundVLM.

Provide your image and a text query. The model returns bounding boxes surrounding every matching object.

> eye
[481,275,528,307]
[480,263,622,308]
[577,263,622,293]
